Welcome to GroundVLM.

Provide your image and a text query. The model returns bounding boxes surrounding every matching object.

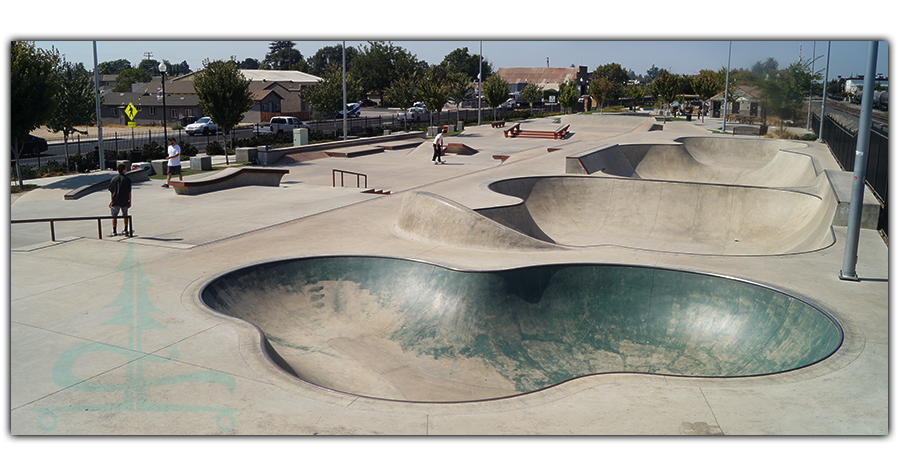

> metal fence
[811,112,889,236]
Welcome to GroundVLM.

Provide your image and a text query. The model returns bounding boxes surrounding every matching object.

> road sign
[125,102,137,121]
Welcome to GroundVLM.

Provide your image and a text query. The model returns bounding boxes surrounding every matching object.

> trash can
[686,113,692,121]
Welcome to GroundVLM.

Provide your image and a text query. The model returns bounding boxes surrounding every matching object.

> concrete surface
[8,114,889,440]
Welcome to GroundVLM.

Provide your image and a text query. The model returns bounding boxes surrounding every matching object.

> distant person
[163,138,182,188]
[432,128,447,165]
[108,163,132,237]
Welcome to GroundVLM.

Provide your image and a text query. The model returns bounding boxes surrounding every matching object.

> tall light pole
[478,41,482,126]
[93,41,105,170]
[807,41,816,130]
[342,41,347,141]
[839,41,879,281]
[721,41,732,132]
[817,41,831,142]
[158,62,167,143]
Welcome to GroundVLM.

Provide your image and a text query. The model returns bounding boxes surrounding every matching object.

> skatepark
[9,113,888,435]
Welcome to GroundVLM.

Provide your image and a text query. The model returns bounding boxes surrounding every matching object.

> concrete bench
[505,124,570,140]
[732,125,766,136]
[167,167,289,195]
[491,121,506,128]
[324,146,386,157]
[64,169,150,200]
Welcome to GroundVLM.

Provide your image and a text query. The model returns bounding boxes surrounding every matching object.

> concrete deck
[8,114,889,440]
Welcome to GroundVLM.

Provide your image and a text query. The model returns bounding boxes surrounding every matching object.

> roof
[710,85,762,102]
[173,69,321,86]
[101,90,200,107]
[495,67,583,89]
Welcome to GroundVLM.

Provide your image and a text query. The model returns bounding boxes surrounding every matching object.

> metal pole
[93,41,105,170]
[807,41,816,130]
[839,41,879,281]
[478,41,482,126]
[817,41,831,143]
[161,69,168,143]
[342,41,347,141]
[721,41,731,132]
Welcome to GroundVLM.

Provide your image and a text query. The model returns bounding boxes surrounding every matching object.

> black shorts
[167,164,182,175]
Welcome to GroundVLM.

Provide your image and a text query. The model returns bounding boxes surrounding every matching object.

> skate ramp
[482,175,836,255]
[201,257,843,402]
[566,137,819,188]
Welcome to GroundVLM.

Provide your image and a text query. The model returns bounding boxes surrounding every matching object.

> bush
[179,140,199,159]
[206,141,225,155]
[142,141,166,161]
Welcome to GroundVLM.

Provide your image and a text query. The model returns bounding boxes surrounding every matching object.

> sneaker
[440,161,446,164]
[108,231,118,237]
[125,231,133,238]
[162,183,169,188]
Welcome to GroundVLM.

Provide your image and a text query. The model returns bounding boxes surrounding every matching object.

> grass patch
[10,184,40,194]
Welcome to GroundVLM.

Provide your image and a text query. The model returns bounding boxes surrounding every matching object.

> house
[495,66,591,96]
[99,70,323,127]
[709,85,765,119]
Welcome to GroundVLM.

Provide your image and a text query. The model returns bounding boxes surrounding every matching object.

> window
[149,107,157,116]
[171,109,178,119]
[111,108,119,117]
[184,109,193,117]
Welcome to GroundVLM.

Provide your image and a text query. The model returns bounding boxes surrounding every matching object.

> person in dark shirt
[108,163,132,237]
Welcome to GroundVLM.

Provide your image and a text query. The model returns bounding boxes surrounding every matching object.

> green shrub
[142,141,166,161]
[179,140,199,159]
[206,141,225,155]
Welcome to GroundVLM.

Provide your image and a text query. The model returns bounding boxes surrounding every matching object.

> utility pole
[721,41,732,132]
[342,41,347,141]
[817,41,831,143]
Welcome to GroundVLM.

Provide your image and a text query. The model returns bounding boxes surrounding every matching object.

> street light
[158,62,167,143]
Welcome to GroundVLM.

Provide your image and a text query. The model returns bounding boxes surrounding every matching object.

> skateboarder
[432,128,447,165]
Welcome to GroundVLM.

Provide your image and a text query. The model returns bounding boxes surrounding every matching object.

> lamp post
[158,62,167,143]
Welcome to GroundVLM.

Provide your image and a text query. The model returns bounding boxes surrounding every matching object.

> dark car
[13,135,49,157]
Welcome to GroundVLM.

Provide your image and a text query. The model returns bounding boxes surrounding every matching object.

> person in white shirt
[163,138,182,188]
[432,128,446,165]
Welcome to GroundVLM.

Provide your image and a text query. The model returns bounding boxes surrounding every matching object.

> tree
[263,41,307,71]
[12,41,60,188]
[98,59,131,74]
[759,58,821,130]
[352,41,420,103]
[691,69,720,101]
[237,57,260,70]
[440,47,493,82]
[308,44,358,77]
[520,82,544,115]
[588,77,615,113]
[383,72,419,130]
[652,69,679,119]
[138,58,161,76]
[645,64,661,81]
[558,81,579,114]
[304,63,361,120]
[481,74,510,120]
[419,67,451,126]
[47,59,95,169]
[192,58,254,164]
[113,67,152,92]
[628,84,646,111]
[446,70,473,123]
[751,57,779,76]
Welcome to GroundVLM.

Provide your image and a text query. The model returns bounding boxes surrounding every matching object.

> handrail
[332,169,367,189]
[11,215,133,241]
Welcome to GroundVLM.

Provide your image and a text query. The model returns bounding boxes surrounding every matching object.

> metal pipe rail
[332,169,367,189]
[11,215,133,241]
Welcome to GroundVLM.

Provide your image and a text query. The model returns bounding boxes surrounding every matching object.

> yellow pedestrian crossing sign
[125,102,137,121]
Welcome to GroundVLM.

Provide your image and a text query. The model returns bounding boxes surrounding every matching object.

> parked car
[12,135,48,157]
[185,117,219,136]
[335,101,361,119]
[397,107,430,122]
[253,116,310,135]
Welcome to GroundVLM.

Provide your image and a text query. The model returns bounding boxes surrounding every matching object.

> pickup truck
[253,116,310,135]
[185,117,219,136]
[397,107,430,122]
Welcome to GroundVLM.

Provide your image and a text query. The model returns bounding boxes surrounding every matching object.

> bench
[732,125,767,136]
[491,121,506,128]
[504,124,570,140]
[167,167,289,195]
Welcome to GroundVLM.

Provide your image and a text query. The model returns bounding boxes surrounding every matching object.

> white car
[398,107,430,122]
[185,117,219,136]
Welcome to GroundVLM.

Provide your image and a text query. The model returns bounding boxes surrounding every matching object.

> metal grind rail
[332,169,367,189]
[11,215,133,241]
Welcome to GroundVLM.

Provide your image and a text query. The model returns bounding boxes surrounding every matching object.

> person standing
[432,128,447,165]
[108,163,132,237]
[163,138,182,187]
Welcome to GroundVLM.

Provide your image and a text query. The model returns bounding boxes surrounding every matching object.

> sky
[30,39,889,81]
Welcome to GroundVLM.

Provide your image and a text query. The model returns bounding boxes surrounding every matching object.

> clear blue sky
[30,39,889,80]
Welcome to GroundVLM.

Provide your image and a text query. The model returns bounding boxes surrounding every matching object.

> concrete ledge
[825,170,881,229]
[375,140,423,150]
[64,169,150,200]
[565,143,637,177]
[190,156,212,171]
[167,167,289,195]
[324,146,385,157]
[235,147,258,163]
